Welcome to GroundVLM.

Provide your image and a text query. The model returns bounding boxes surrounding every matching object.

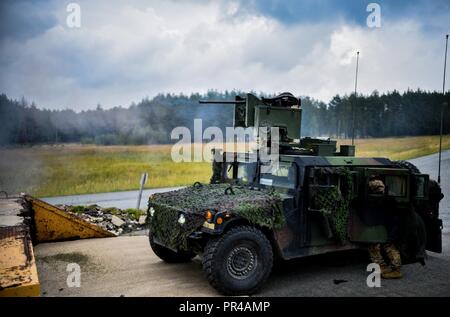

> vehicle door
[306,167,357,246]
[349,168,410,243]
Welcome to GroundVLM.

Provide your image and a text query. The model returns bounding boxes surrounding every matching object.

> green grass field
[0,135,449,197]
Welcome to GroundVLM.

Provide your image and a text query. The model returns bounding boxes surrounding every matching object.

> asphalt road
[35,151,450,297]
[409,150,450,234]
[42,186,183,210]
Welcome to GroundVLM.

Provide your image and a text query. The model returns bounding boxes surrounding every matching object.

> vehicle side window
[416,177,425,198]
[308,171,343,213]
[385,175,407,197]
[314,173,339,186]
[367,175,407,198]
[259,162,297,189]
[414,175,429,199]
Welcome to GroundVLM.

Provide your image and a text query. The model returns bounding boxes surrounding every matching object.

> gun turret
[200,92,355,156]
[199,93,302,145]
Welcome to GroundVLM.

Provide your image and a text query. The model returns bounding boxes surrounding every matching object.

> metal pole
[137,172,148,210]
[352,51,359,146]
[438,35,448,184]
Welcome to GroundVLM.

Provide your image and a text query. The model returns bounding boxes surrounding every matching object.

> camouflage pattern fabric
[384,243,402,269]
[368,244,387,267]
[368,243,401,270]
[148,184,283,250]
[148,203,205,250]
[310,168,353,243]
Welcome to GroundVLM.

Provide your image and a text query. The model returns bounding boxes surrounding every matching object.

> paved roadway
[35,151,450,297]
[42,187,183,210]
[409,151,450,234]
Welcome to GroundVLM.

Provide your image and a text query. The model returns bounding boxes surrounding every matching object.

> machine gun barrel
[199,100,246,104]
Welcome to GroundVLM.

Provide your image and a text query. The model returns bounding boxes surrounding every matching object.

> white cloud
[0,0,448,110]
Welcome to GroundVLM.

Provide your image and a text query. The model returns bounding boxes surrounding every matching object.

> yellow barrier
[26,196,116,242]
[1,196,116,296]
[0,226,40,297]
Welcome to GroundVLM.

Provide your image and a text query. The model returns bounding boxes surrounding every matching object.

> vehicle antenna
[351,51,359,146]
[438,34,448,184]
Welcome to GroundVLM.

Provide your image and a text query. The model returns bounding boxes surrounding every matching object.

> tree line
[0,89,448,146]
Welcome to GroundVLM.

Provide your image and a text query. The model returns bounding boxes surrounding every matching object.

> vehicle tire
[393,160,420,174]
[149,232,195,263]
[202,225,273,296]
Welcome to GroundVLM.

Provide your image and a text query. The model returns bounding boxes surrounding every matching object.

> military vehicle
[147,93,444,295]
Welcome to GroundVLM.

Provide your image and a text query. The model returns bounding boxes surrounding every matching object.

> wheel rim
[226,245,257,279]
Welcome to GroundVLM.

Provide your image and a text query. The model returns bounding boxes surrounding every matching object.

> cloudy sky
[0,0,449,110]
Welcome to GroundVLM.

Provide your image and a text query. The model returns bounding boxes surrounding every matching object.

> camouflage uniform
[368,243,402,278]
[367,178,403,279]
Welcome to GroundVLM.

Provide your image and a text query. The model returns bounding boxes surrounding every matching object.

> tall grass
[0,144,210,197]
[0,135,449,197]
[337,135,450,160]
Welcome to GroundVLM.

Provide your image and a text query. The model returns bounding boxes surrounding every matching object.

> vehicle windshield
[237,162,257,184]
[259,162,297,189]
[223,161,257,184]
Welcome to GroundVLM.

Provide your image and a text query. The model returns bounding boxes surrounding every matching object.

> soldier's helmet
[368,178,385,194]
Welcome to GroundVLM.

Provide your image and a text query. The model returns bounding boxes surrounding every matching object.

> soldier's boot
[368,244,391,275]
[382,243,403,279]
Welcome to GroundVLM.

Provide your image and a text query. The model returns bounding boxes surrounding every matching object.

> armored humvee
[147,93,444,295]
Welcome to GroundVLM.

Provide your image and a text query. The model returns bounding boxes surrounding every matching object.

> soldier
[367,177,403,279]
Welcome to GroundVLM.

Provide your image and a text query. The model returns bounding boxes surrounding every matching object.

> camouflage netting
[148,184,283,250]
[310,168,353,243]
[148,203,205,250]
